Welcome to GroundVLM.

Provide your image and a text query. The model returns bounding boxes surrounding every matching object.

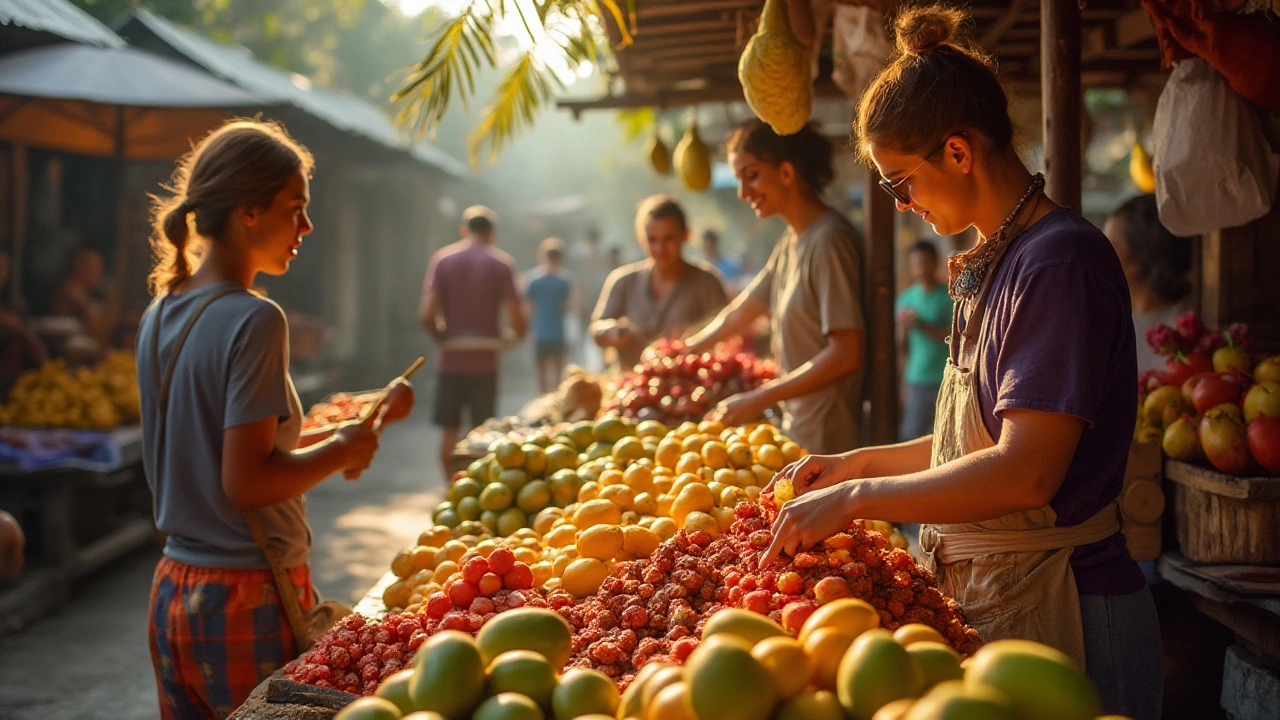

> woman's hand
[375,378,416,429]
[335,420,380,480]
[761,481,859,567]
[768,451,864,496]
[713,390,771,427]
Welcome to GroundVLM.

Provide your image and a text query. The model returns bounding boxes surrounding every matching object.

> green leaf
[466,52,556,166]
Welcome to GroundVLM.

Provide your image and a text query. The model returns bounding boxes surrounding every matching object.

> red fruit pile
[285,550,550,696]
[556,499,981,689]
[604,339,777,424]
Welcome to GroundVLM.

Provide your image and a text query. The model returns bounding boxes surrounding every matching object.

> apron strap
[920,501,1121,566]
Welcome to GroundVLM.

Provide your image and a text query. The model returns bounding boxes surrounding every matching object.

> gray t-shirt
[137,283,308,570]
[746,211,865,454]
[593,259,728,368]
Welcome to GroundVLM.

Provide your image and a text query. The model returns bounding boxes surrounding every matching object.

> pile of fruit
[604,340,777,425]
[1135,313,1280,475]
[0,353,140,429]
[413,418,908,610]
[325,603,1115,720]
[555,501,976,685]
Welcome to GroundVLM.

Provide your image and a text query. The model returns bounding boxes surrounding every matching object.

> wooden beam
[863,167,899,446]
[980,0,1032,47]
[1041,0,1082,210]
[622,31,737,51]
[628,44,742,61]
[639,19,737,35]
[654,54,742,70]
[637,0,756,19]
[556,79,846,115]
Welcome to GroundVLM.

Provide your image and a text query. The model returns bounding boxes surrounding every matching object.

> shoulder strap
[149,286,313,647]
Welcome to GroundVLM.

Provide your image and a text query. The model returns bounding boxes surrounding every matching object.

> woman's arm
[762,408,1086,564]
[222,418,379,510]
[713,328,859,426]
[684,293,769,355]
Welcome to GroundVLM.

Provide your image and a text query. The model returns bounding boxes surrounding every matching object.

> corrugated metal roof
[0,0,125,48]
[124,9,468,178]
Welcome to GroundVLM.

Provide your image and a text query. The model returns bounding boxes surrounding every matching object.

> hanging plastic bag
[830,4,893,100]
[1153,57,1279,236]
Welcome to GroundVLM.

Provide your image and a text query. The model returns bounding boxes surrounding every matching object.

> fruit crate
[1165,460,1280,564]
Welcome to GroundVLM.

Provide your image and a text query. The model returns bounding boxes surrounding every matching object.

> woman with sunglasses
[761,6,1160,717]
[684,120,864,455]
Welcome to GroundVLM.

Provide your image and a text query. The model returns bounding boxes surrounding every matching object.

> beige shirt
[594,259,728,368]
[746,211,865,454]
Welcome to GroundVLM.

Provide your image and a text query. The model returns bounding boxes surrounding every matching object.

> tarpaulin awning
[0,43,267,159]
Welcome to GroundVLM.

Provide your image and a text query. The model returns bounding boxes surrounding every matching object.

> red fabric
[149,557,316,720]
[1140,0,1280,114]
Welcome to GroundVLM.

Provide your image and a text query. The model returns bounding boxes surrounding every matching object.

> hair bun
[895,5,964,55]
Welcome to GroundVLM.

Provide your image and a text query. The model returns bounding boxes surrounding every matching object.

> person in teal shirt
[895,240,951,440]
[525,237,575,394]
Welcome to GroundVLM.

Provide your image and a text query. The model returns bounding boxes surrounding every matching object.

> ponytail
[146,119,313,297]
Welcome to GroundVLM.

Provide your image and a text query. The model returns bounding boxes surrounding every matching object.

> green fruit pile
[335,609,619,720]
[434,419,652,538]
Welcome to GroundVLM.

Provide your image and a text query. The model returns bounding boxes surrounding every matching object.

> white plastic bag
[830,4,893,100]
[1153,57,1279,235]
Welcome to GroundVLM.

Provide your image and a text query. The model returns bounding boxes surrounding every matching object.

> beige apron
[919,251,1120,669]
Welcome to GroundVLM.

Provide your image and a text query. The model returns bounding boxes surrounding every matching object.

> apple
[1162,417,1202,462]
[1243,382,1280,422]
[1143,385,1188,428]
[1247,416,1280,475]
[1213,344,1252,374]
[1181,372,1215,408]
[1163,352,1213,387]
[1254,357,1280,384]
[1200,409,1253,475]
[1191,373,1246,414]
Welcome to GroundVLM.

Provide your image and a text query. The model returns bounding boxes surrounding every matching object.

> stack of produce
[329,608,623,720]
[555,500,976,685]
[423,418,909,602]
[325,603,1113,720]
[1135,312,1280,475]
[604,340,777,425]
[616,603,1111,720]
[0,352,140,429]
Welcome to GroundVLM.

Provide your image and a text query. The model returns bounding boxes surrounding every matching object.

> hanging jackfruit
[738,0,813,136]
[1130,141,1156,193]
[674,122,712,191]
[646,133,672,175]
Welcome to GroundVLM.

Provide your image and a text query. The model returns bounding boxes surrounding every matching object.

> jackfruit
[738,0,812,136]
[1130,140,1156,193]
[646,133,672,175]
[674,122,712,191]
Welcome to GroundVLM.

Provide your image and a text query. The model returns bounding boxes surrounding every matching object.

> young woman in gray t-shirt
[137,119,413,718]
[685,121,866,455]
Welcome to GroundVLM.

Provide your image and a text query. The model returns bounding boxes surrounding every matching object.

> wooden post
[863,168,899,446]
[1041,0,1082,211]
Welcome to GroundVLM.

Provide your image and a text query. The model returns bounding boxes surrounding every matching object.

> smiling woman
[683,120,865,455]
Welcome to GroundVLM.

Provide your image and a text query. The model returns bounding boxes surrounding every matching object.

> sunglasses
[877,133,963,205]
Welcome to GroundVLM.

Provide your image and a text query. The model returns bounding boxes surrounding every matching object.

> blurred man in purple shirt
[419,206,526,480]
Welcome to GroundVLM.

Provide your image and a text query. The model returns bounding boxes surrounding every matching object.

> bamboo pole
[1041,0,1082,211]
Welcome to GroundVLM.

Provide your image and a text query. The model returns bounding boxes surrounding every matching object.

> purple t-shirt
[957,207,1144,596]
[425,240,518,375]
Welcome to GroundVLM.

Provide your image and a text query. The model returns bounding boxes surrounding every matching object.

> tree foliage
[392,0,635,166]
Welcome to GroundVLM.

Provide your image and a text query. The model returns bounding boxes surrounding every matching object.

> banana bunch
[0,354,140,429]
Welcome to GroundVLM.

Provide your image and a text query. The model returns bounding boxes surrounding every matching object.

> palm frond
[392,5,494,139]
[466,52,557,166]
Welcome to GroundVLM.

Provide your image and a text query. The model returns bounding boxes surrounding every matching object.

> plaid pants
[149,557,315,720]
